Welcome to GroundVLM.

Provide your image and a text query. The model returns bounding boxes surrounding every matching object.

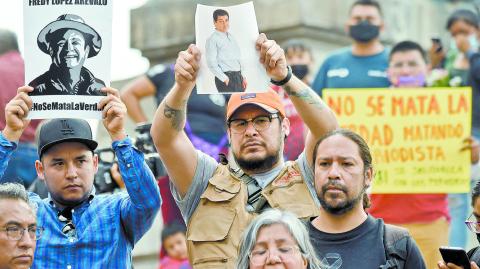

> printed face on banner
[195,2,270,94]
[24,0,112,119]
[52,29,89,69]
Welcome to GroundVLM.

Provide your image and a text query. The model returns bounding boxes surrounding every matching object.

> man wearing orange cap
[151,33,338,268]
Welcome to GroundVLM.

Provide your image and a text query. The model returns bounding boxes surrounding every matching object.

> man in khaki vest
[151,33,338,268]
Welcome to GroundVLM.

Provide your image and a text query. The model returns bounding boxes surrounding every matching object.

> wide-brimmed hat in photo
[37,14,102,58]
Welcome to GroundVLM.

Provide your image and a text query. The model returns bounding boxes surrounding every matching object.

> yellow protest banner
[323,88,472,193]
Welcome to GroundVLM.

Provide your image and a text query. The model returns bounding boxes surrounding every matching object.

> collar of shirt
[251,161,285,188]
[47,189,96,213]
[215,29,230,36]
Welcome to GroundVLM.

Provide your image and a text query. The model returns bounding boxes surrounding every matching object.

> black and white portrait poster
[24,0,112,119]
[195,2,269,94]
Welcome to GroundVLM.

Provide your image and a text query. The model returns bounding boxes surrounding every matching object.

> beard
[318,181,366,215]
[235,153,280,173]
[233,133,283,173]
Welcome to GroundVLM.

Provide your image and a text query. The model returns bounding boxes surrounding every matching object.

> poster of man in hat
[24,1,112,119]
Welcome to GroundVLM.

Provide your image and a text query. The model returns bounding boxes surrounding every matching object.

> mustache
[241,140,265,149]
[321,181,348,194]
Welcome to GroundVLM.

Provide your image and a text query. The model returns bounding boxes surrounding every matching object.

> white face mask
[450,34,479,52]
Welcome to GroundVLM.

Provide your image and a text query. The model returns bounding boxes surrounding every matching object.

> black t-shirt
[468,53,480,133]
[308,215,425,268]
[146,64,227,143]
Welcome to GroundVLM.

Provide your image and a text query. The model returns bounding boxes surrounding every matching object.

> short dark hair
[389,40,427,62]
[312,129,372,171]
[447,9,479,30]
[0,29,19,55]
[350,0,383,17]
[472,181,480,207]
[161,222,186,243]
[213,9,229,22]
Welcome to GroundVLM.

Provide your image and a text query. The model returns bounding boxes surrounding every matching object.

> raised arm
[120,75,156,124]
[151,45,199,197]
[0,86,34,180]
[98,87,161,244]
[98,87,129,142]
[3,86,33,142]
[255,34,338,164]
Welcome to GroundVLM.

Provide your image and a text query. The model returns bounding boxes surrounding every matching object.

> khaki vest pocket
[192,257,229,268]
[201,186,237,202]
[281,203,318,219]
[188,206,237,267]
[188,206,236,242]
[267,180,318,219]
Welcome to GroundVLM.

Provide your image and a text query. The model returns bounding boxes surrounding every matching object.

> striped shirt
[0,134,161,268]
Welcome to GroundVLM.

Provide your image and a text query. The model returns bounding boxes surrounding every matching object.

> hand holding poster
[24,0,112,119]
[323,88,472,193]
[195,2,270,94]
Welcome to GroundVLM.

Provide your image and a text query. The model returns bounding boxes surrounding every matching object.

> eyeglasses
[248,245,300,265]
[465,213,480,233]
[0,225,44,241]
[228,113,279,134]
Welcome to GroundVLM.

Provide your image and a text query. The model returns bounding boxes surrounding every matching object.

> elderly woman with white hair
[236,209,324,269]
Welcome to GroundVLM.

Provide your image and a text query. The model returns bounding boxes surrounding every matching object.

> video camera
[93,123,166,194]
[134,123,165,179]
[93,148,117,194]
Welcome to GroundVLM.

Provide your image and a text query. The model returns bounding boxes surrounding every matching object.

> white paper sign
[24,0,112,119]
[195,2,269,94]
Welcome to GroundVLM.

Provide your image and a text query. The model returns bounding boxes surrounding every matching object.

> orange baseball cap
[226,89,286,120]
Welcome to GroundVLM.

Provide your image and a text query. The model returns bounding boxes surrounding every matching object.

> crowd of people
[1,0,480,268]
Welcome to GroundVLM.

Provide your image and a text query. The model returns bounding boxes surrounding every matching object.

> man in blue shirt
[0,86,161,268]
[206,9,247,93]
[312,0,390,96]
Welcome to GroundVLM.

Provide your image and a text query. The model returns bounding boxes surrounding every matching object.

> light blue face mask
[470,34,479,51]
[450,34,479,52]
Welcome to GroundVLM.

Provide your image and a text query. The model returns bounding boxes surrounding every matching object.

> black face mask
[349,20,380,43]
[291,64,309,80]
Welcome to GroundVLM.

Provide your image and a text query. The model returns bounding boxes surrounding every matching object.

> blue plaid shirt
[0,134,161,269]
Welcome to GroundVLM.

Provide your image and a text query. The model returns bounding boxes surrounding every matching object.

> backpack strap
[229,167,269,213]
[467,246,480,259]
[380,223,410,269]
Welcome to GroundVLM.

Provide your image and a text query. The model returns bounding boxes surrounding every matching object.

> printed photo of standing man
[206,9,247,93]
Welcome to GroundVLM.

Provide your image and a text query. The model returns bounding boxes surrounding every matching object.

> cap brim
[228,102,278,120]
[39,138,98,158]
